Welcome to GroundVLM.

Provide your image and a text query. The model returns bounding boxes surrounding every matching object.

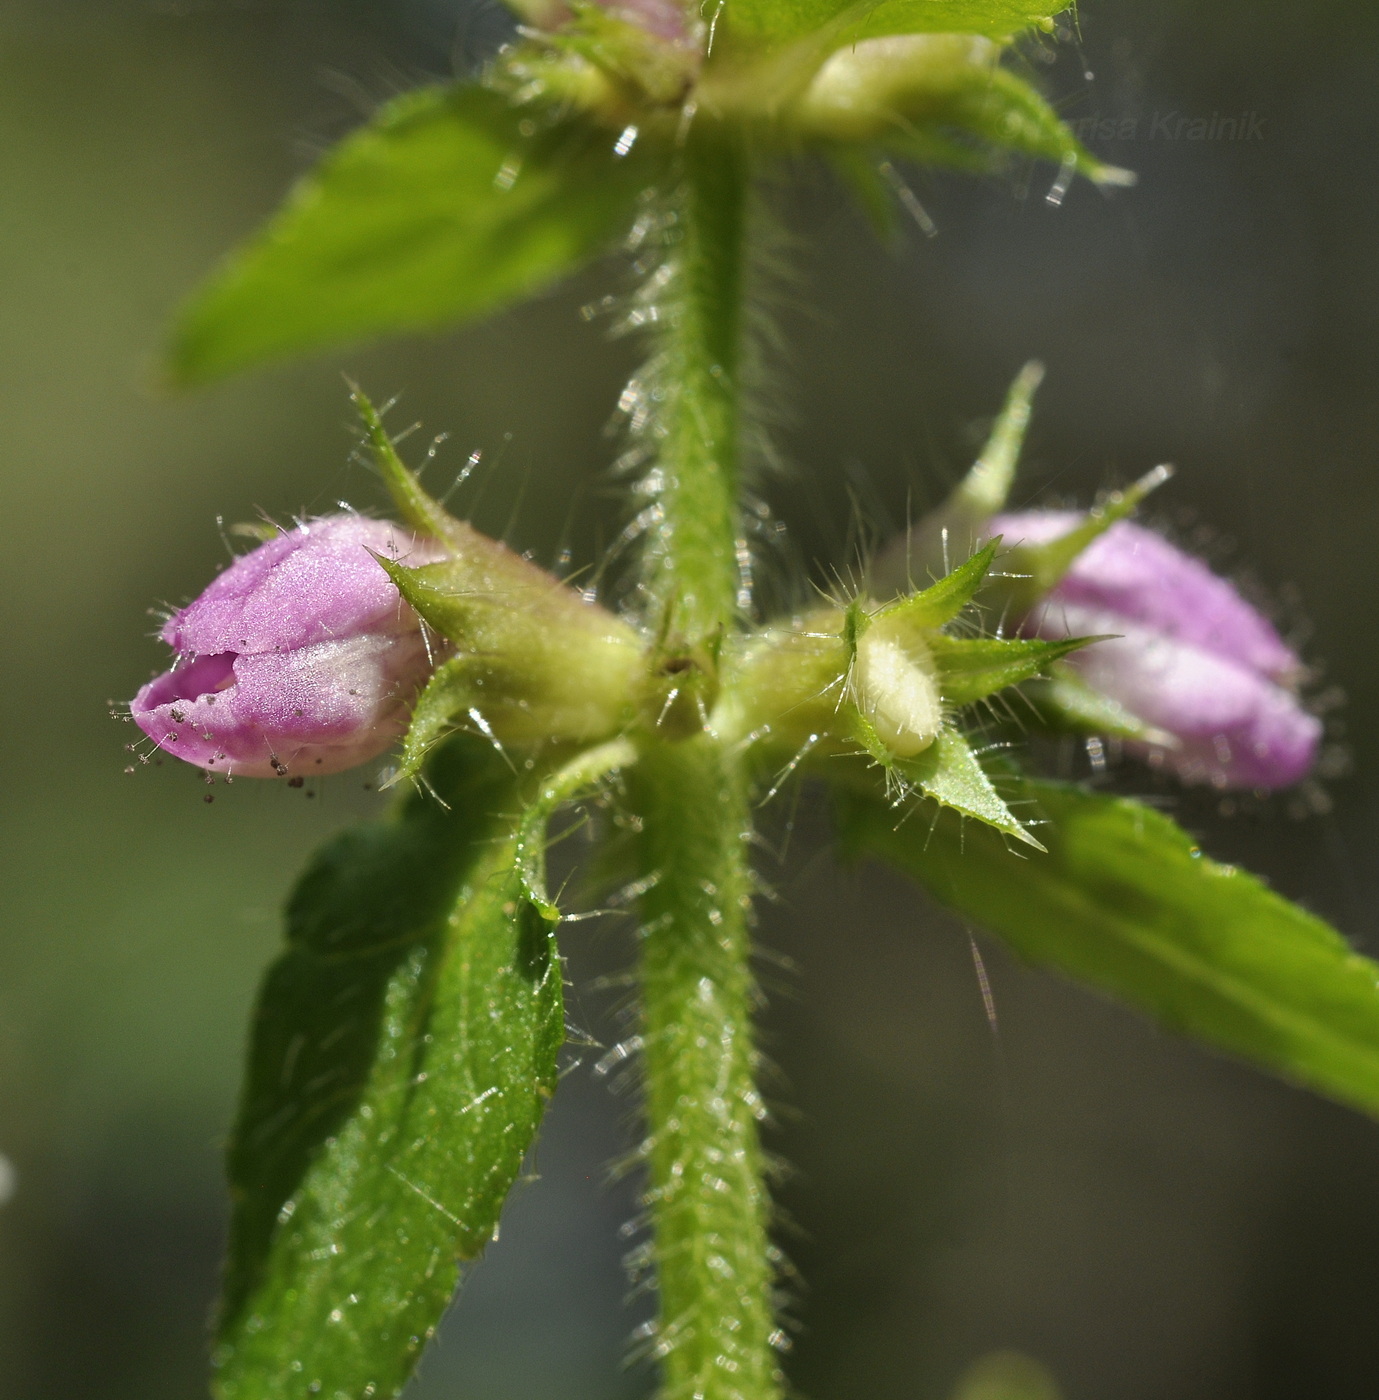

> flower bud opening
[854,623,943,757]
[992,512,1322,790]
[131,515,444,779]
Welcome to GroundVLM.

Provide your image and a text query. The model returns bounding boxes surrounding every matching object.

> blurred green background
[2,0,1377,1396]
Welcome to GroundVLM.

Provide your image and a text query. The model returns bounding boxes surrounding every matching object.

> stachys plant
[123,1,1371,1396]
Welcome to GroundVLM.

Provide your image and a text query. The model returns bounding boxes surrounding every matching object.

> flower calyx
[354,390,645,783]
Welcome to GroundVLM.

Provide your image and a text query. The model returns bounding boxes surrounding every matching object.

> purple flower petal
[162,516,442,657]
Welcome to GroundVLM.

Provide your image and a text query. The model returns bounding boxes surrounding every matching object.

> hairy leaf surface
[841,778,1379,1118]
[171,84,667,383]
[216,737,565,1399]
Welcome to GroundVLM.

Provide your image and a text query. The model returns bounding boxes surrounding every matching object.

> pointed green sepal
[352,384,474,548]
[515,738,637,920]
[842,597,868,656]
[358,402,643,756]
[928,632,1106,708]
[870,361,1042,595]
[893,726,1043,847]
[847,704,899,769]
[388,655,484,784]
[1022,661,1178,746]
[946,358,1043,522]
[871,537,1000,629]
[995,463,1174,616]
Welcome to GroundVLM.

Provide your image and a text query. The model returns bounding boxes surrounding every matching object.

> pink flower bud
[991,512,1323,790]
[131,516,445,779]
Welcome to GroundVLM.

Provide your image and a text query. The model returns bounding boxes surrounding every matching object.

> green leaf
[890,727,1042,846]
[723,0,1067,53]
[216,736,565,1400]
[170,84,668,384]
[928,632,1100,706]
[840,778,1379,1120]
[391,655,486,783]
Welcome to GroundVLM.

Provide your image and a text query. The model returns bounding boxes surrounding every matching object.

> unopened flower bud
[853,620,943,757]
[131,515,444,778]
[992,512,1322,789]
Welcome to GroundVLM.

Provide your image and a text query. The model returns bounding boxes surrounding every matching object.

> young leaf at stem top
[718,0,1070,58]
[168,84,669,385]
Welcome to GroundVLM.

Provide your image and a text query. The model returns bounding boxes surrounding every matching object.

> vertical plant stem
[632,738,780,1400]
[642,123,750,654]
[627,122,782,1400]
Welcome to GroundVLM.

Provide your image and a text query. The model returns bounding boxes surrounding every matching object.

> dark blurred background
[2,1,1377,1396]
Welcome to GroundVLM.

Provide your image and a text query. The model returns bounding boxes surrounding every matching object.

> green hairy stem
[639,123,752,655]
[630,131,782,1400]
[631,739,781,1400]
